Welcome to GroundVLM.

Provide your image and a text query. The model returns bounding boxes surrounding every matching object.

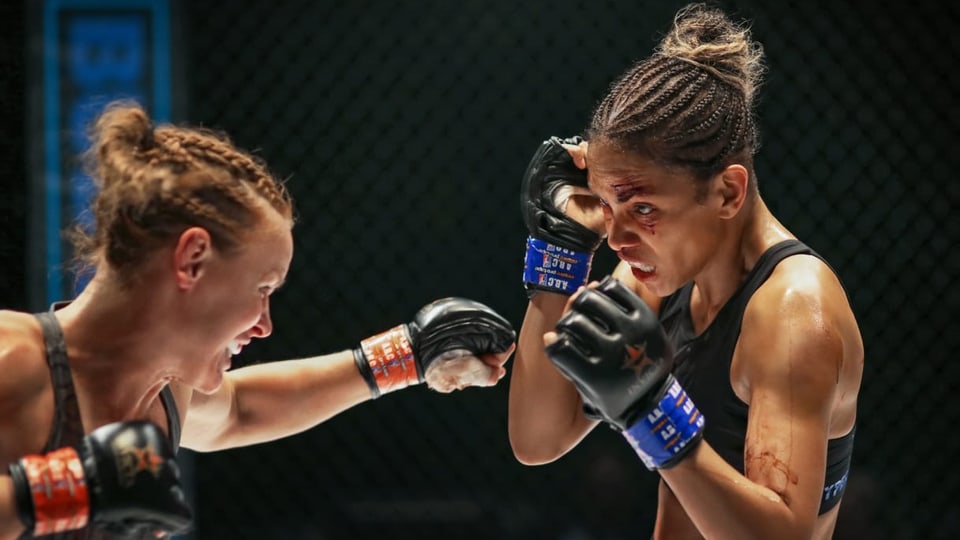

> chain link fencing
[168,1,959,538]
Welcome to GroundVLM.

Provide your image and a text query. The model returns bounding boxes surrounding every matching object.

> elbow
[507,422,570,466]
[510,442,558,467]
[509,440,564,466]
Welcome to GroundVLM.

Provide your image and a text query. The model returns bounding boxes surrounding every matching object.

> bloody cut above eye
[613,183,654,203]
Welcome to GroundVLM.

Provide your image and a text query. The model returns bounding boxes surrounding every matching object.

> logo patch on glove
[114,444,164,487]
[624,342,651,371]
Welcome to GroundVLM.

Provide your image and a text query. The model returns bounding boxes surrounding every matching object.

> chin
[192,353,230,394]
[194,374,226,395]
[636,274,682,298]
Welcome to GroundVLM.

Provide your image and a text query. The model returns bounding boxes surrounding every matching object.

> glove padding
[545,276,703,469]
[355,298,516,396]
[546,276,673,430]
[521,136,603,253]
[10,421,193,537]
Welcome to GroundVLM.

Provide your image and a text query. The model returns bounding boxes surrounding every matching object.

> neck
[53,271,183,422]
[691,196,793,321]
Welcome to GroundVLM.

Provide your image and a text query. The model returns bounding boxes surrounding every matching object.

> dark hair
[72,101,294,283]
[588,3,766,183]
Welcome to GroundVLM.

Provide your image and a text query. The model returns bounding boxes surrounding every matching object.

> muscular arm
[182,297,516,452]
[180,350,370,451]
[508,292,598,464]
[657,273,845,540]
[508,262,656,464]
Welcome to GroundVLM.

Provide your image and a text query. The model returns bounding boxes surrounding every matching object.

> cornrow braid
[629,69,709,134]
[180,131,289,213]
[588,4,764,181]
[73,101,294,284]
[598,61,689,132]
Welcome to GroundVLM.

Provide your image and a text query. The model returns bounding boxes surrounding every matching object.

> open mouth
[628,261,655,273]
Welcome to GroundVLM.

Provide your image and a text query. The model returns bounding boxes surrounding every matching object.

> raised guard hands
[521,136,604,297]
[9,421,192,537]
[545,276,705,469]
[354,298,516,397]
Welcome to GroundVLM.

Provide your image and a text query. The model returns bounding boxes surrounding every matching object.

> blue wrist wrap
[522,237,592,296]
[623,377,705,470]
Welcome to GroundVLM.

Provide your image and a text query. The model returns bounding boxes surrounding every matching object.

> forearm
[508,294,596,464]
[193,351,371,450]
[0,476,24,540]
[659,443,814,540]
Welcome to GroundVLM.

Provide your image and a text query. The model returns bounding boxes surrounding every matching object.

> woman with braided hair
[0,102,515,539]
[510,4,862,539]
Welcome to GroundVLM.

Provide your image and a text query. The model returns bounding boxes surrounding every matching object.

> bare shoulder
[0,310,49,399]
[749,254,861,343]
[0,310,54,460]
[734,255,863,415]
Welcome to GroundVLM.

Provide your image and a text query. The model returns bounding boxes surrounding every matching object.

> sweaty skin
[509,140,863,540]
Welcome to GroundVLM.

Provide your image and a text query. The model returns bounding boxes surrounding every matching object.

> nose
[252,299,274,338]
[605,206,642,252]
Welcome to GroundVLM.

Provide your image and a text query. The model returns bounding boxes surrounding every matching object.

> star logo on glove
[132,447,164,476]
[115,445,165,487]
[623,342,650,372]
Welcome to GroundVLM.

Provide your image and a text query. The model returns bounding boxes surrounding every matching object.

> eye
[633,204,655,216]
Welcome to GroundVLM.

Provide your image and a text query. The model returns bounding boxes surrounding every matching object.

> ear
[715,164,749,219]
[173,227,213,290]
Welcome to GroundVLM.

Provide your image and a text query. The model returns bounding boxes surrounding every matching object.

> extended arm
[183,297,516,452]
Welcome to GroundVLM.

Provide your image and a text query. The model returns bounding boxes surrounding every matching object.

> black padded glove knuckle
[555,311,602,353]
[545,277,678,431]
[84,422,193,534]
[411,298,516,373]
[521,136,602,253]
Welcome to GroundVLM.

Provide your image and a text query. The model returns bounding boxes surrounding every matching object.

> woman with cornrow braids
[0,102,516,539]
[510,4,862,539]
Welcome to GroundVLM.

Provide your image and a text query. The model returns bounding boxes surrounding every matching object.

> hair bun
[657,3,765,105]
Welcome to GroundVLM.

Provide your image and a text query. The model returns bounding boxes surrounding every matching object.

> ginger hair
[72,102,293,283]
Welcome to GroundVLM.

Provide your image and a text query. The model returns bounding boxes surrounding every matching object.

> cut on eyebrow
[612,183,654,203]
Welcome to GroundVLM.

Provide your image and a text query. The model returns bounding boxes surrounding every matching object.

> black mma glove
[521,136,603,297]
[9,421,192,537]
[354,297,516,397]
[545,277,704,469]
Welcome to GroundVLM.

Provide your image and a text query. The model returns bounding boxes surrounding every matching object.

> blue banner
[41,0,171,303]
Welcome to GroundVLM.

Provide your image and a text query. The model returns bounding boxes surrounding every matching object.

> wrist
[622,375,705,470]
[10,448,90,535]
[522,237,593,297]
[354,324,421,398]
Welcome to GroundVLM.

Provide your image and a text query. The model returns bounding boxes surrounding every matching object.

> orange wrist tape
[20,447,90,535]
[358,324,420,394]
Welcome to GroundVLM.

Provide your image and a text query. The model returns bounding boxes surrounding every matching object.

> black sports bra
[658,240,855,515]
[26,309,181,540]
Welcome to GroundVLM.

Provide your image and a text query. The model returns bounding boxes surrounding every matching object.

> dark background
[1,1,957,539]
